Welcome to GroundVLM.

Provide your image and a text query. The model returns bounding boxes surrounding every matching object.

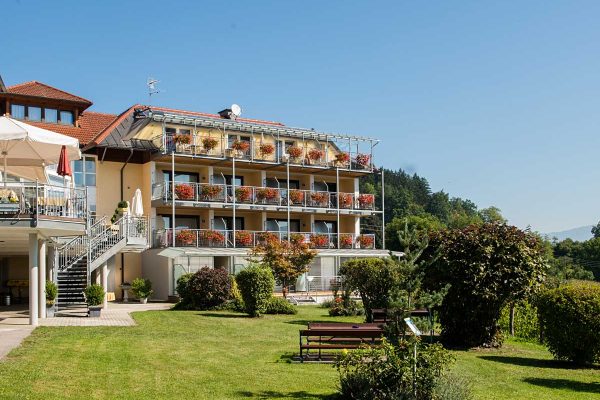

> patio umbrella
[0,116,80,187]
[56,145,73,183]
[131,188,143,217]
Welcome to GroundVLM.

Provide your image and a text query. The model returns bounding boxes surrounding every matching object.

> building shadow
[478,355,600,370]
[196,312,249,319]
[523,378,600,394]
[236,390,337,399]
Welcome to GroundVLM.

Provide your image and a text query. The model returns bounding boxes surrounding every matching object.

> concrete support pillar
[28,233,39,326]
[101,262,108,309]
[38,240,46,319]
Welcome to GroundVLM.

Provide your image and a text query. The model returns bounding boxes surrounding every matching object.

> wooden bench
[299,327,384,362]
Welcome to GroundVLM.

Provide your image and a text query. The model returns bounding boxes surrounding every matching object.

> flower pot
[139,297,148,304]
[46,304,56,317]
[88,306,102,318]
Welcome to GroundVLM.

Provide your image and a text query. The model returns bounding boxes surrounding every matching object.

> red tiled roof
[7,81,92,104]
[26,111,118,144]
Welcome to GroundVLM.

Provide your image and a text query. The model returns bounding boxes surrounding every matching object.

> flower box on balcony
[307,148,324,162]
[288,189,305,205]
[176,230,196,246]
[290,233,306,244]
[310,234,330,248]
[173,134,191,145]
[235,186,253,203]
[310,192,329,207]
[235,230,253,247]
[259,143,275,158]
[286,145,303,159]
[200,230,225,245]
[357,194,374,209]
[200,185,222,200]
[357,235,374,249]
[258,231,279,244]
[338,193,353,209]
[231,140,250,152]
[355,153,371,168]
[339,234,354,249]
[256,187,279,202]
[174,184,195,200]
[202,137,219,151]
[334,152,350,166]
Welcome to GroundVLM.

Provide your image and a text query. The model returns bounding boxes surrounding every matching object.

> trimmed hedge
[537,280,600,364]
[177,268,231,310]
[264,297,297,315]
[236,266,275,317]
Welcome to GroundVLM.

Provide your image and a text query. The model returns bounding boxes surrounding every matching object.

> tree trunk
[282,286,288,299]
[509,303,515,336]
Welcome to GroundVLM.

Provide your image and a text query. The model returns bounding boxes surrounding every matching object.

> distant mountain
[544,226,594,242]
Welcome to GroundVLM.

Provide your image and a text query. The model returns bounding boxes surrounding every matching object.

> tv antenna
[147,77,161,104]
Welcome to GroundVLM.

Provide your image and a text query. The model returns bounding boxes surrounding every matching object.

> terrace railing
[153,229,376,250]
[152,182,376,211]
[0,182,87,220]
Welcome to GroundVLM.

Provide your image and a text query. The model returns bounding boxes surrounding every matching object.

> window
[161,215,199,230]
[28,106,42,121]
[165,127,177,135]
[44,108,58,123]
[266,218,300,233]
[163,171,199,183]
[59,110,74,125]
[213,174,244,186]
[265,178,299,189]
[213,217,244,231]
[314,182,336,192]
[72,156,96,187]
[314,220,337,234]
[11,104,25,119]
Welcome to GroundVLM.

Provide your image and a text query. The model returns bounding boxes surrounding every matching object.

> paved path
[0,302,171,360]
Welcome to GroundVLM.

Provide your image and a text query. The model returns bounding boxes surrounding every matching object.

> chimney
[218,108,236,120]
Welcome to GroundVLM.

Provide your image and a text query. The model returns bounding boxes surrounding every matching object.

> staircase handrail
[57,216,108,271]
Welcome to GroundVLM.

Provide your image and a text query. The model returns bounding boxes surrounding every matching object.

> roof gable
[7,81,92,104]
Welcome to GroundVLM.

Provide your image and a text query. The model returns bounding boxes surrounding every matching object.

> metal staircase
[55,216,149,310]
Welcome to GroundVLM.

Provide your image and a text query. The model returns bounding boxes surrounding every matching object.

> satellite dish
[231,104,242,117]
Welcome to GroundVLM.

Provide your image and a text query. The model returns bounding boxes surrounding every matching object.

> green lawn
[0,306,598,399]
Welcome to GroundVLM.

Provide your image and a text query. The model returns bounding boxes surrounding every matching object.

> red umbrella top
[56,145,72,177]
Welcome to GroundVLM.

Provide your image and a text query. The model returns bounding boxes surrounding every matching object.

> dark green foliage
[536,281,600,364]
[499,300,540,341]
[84,284,105,306]
[335,339,454,400]
[131,278,154,299]
[183,267,231,310]
[424,224,548,348]
[385,214,444,251]
[45,281,58,305]
[264,297,297,315]
[174,273,194,309]
[236,265,275,317]
[339,258,398,322]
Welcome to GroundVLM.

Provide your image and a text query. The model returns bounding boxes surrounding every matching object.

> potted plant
[357,235,374,249]
[174,183,195,200]
[256,187,279,203]
[200,184,223,200]
[45,280,58,317]
[117,200,129,213]
[355,153,371,168]
[235,186,253,203]
[176,229,196,246]
[286,145,303,160]
[339,234,354,249]
[131,278,154,304]
[307,148,324,163]
[231,140,250,154]
[259,143,275,158]
[310,191,329,207]
[84,284,105,317]
[201,230,225,246]
[310,234,330,248]
[235,230,253,247]
[357,194,374,209]
[173,134,191,151]
[334,152,350,166]
[288,189,305,205]
[338,193,353,209]
[202,137,219,151]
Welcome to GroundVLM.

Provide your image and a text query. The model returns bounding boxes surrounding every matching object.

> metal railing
[152,182,376,211]
[0,182,87,220]
[153,229,376,250]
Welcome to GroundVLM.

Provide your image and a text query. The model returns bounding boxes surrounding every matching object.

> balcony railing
[153,229,376,250]
[152,182,376,211]
[163,133,374,172]
[0,182,87,221]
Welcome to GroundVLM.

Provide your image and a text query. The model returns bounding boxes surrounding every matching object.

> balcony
[162,133,375,173]
[152,182,377,213]
[153,229,376,250]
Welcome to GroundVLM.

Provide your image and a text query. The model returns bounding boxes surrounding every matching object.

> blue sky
[3,0,599,233]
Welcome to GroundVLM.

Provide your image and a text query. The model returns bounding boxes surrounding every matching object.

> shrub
[186,267,231,310]
[329,287,363,317]
[340,258,399,322]
[175,273,194,308]
[45,281,58,305]
[236,265,275,317]
[335,339,454,400]
[536,281,600,364]
[131,278,154,299]
[423,224,548,348]
[499,300,540,341]
[228,276,245,312]
[264,297,297,315]
[84,284,105,307]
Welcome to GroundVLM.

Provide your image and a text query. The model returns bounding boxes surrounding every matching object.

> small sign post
[404,318,422,398]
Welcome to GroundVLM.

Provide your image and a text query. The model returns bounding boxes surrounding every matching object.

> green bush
[335,339,454,400]
[236,265,274,317]
[45,281,58,305]
[536,280,600,364]
[328,287,363,317]
[131,278,154,299]
[84,284,105,307]
[339,258,398,322]
[185,267,231,310]
[264,297,297,315]
[499,300,540,341]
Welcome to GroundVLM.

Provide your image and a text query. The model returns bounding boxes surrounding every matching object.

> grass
[0,306,597,399]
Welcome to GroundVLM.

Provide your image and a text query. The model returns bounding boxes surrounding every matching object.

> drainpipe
[120,148,134,298]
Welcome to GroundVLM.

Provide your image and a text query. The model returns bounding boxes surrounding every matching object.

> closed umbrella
[131,188,143,217]
[56,145,73,181]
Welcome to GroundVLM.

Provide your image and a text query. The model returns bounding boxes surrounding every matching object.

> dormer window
[45,108,58,123]
[59,110,74,125]
[10,104,25,119]
[28,106,42,121]
[9,103,75,125]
